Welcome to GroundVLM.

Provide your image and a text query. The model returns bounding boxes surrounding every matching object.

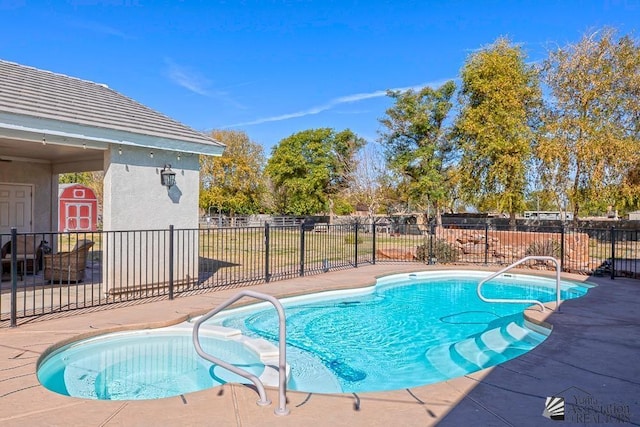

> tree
[378,81,456,226]
[199,130,266,218]
[453,37,541,226]
[537,28,640,220]
[265,128,365,216]
[620,161,640,213]
[347,141,388,228]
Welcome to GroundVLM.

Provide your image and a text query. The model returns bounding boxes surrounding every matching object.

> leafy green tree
[537,28,640,220]
[199,130,266,217]
[453,37,541,226]
[524,189,558,212]
[378,81,456,226]
[265,128,365,215]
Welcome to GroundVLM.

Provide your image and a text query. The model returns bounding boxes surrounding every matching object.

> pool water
[37,330,265,400]
[37,271,590,399]
[218,272,588,393]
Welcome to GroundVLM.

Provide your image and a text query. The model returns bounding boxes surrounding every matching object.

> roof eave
[0,112,224,156]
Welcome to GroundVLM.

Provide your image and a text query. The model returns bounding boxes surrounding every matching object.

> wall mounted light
[160,164,176,188]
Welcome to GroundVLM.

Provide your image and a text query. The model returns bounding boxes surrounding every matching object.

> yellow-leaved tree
[537,28,640,219]
[199,130,266,220]
[453,37,542,227]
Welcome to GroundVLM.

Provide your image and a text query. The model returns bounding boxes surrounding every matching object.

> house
[628,211,640,221]
[0,59,224,233]
[0,59,225,290]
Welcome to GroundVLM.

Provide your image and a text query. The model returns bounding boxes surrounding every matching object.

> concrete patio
[0,264,638,426]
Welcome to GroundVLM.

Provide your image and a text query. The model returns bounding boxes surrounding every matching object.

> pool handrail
[477,256,561,312]
[192,290,290,416]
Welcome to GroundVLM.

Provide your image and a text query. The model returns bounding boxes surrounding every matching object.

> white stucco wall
[102,146,200,292]
[103,146,200,231]
[0,161,55,233]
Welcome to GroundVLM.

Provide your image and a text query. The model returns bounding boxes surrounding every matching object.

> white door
[65,203,92,231]
[0,183,33,234]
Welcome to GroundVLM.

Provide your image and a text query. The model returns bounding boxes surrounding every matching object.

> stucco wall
[102,146,201,292]
[0,161,55,233]
[103,146,200,231]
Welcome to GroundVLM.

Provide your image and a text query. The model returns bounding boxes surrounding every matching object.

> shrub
[416,238,460,263]
[525,239,561,258]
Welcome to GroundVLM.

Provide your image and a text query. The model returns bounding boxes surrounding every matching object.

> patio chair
[1,236,43,280]
[43,240,94,283]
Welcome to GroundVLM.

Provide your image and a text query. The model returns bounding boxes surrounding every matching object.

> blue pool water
[37,329,266,400]
[37,271,591,400]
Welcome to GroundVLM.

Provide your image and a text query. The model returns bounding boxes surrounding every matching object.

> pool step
[453,331,508,368]
[180,321,290,388]
[425,321,546,378]
[244,338,280,361]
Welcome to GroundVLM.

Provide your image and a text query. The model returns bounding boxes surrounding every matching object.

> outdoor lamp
[160,164,176,188]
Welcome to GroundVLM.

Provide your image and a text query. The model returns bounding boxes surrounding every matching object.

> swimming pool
[36,327,273,400]
[37,270,591,400]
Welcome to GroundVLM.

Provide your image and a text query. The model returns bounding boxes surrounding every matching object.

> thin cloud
[66,18,130,39]
[165,59,212,96]
[226,80,451,127]
[164,59,247,109]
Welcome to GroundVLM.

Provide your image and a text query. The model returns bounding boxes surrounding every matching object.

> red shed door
[65,203,92,231]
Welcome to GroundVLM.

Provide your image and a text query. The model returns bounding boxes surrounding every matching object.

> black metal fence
[1,222,638,326]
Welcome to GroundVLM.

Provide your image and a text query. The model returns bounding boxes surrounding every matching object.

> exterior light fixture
[160,164,176,188]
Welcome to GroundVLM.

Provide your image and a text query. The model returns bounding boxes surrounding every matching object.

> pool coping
[1,264,638,426]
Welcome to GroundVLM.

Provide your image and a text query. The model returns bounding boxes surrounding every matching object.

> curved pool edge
[198,269,593,395]
[35,313,192,371]
[522,277,597,332]
[35,267,596,392]
[5,265,635,427]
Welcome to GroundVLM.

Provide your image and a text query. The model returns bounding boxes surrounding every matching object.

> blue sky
[1,1,639,155]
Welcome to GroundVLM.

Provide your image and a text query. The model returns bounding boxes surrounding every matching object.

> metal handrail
[192,290,289,416]
[477,256,561,312]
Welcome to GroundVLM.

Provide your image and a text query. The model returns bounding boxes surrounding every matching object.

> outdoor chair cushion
[43,240,94,283]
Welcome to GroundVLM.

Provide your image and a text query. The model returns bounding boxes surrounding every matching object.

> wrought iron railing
[1,222,638,326]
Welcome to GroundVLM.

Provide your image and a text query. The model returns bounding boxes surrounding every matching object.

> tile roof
[0,59,222,147]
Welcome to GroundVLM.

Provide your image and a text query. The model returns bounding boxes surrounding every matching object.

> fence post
[265,223,271,282]
[484,223,489,265]
[354,219,359,268]
[429,223,435,265]
[299,222,305,277]
[560,224,565,272]
[610,226,616,280]
[10,227,17,327]
[372,219,376,265]
[168,225,174,300]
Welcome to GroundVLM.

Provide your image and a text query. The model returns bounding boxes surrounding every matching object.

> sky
[1,0,639,155]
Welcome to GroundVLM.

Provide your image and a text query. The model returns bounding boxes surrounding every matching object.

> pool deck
[1,264,638,426]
